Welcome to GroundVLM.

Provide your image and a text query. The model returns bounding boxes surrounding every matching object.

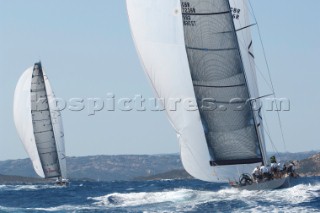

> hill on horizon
[0,151,318,182]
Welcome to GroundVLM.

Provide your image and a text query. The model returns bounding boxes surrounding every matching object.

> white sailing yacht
[127,0,289,190]
[13,62,68,185]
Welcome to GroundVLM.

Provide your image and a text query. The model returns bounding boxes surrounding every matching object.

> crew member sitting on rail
[260,165,272,180]
[252,166,262,182]
[287,161,297,177]
[275,162,285,178]
[270,162,278,176]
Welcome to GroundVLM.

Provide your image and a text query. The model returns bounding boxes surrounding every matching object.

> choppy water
[0,177,319,212]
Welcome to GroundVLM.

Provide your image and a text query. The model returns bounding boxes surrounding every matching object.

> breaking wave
[89,183,320,212]
[1,178,319,212]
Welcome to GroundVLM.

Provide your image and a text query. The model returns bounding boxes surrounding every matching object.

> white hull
[233,177,290,191]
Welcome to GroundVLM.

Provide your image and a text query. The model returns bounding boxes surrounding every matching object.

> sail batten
[186,47,237,51]
[182,11,230,16]
[193,83,245,88]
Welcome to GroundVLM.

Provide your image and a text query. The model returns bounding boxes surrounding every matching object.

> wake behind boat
[127,0,298,190]
[13,62,68,186]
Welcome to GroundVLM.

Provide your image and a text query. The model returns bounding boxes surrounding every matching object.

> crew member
[270,156,277,164]
[287,161,296,177]
[252,166,262,181]
[260,165,272,180]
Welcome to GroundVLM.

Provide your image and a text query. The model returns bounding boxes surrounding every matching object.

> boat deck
[231,177,291,191]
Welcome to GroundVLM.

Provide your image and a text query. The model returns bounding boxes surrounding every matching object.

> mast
[226,1,268,166]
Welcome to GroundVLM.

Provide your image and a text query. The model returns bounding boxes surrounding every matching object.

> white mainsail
[13,63,67,179]
[127,0,266,182]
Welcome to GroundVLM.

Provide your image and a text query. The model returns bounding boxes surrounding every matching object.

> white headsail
[14,63,67,179]
[127,0,266,182]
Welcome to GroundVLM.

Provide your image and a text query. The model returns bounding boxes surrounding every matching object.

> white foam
[0,184,63,191]
[0,205,21,212]
[89,188,195,207]
[0,204,99,212]
[89,183,320,212]
[0,185,7,190]
[159,179,175,182]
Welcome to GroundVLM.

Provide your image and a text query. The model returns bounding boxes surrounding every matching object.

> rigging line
[249,0,287,152]
[250,57,274,92]
[260,109,279,156]
[260,107,281,158]
[262,112,280,157]
[264,121,280,157]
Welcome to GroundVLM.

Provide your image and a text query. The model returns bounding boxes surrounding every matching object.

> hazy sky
[1,0,319,161]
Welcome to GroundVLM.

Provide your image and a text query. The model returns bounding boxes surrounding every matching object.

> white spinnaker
[43,70,67,179]
[127,0,220,182]
[14,67,45,178]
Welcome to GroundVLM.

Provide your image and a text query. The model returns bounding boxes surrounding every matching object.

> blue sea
[0,177,319,212]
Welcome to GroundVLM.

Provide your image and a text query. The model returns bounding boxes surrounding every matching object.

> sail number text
[231,7,241,19]
[181,1,196,26]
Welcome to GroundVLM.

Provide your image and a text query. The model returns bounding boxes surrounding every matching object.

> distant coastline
[0,174,52,185]
[0,151,319,184]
